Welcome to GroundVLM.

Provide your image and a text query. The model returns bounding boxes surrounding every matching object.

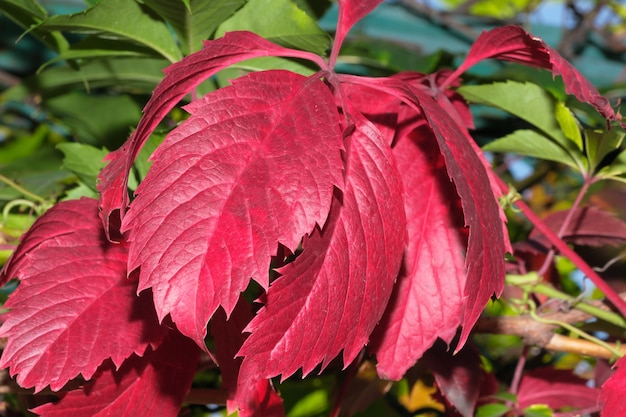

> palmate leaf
[98,31,325,236]
[0,198,168,392]
[372,122,466,380]
[445,25,619,122]
[33,330,201,417]
[211,298,284,416]
[237,107,405,382]
[349,75,507,348]
[122,70,344,347]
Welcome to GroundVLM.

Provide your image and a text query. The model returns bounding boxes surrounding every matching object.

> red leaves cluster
[0,0,620,415]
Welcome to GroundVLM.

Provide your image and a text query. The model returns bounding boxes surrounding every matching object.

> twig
[495,176,626,319]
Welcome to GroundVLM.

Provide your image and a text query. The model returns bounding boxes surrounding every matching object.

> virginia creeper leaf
[448,26,618,122]
[372,122,466,380]
[33,330,201,417]
[211,299,284,416]
[98,31,326,237]
[238,107,405,382]
[331,0,384,62]
[122,70,344,347]
[517,367,601,411]
[0,198,168,392]
[424,342,485,417]
[528,206,626,249]
[601,356,626,417]
[346,75,506,348]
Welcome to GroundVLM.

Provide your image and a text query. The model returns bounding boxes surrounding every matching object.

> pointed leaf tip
[452,25,618,122]
[238,107,405,383]
[122,70,344,347]
[0,198,167,393]
[98,31,327,238]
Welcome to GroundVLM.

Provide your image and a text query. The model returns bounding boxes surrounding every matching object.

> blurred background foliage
[1,0,626,416]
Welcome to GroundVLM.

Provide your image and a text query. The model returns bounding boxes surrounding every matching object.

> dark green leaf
[2,58,169,100]
[44,92,141,148]
[39,36,161,71]
[0,0,68,52]
[42,0,182,62]
[139,0,246,54]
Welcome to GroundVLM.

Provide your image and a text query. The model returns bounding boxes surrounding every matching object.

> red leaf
[211,299,284,417]
[98,31,326,237]
[424,342,485,417]
[517,367,601,411]
[332,0,384,62]
[238,108,406,381]
[343,75,506,348]
[601,356,626,416]
[0,198,167,393]
[447,26,618,121]
[122,70,344,347]
[529,206,626,249]
[372,122,467,380]
[33,330,200,417]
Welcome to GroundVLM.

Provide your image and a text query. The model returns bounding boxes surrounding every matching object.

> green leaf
[0,0,69,52]
[597,148,626,181]
[584,128,625,173]
[39,36,160,71]
[216,0,331,55]
[483,129,582,170]
[2,58,169,100]
[0,0,45,21]
[41,0,182,63]
[44,92,141,148]
[61,182,99,200]
[0,125,47,164]
[475,403,511,417]
[56,143,109,190]
[0,147,72,202]
[555,101,583,150]
[523,404,554,417]
[139,0,246,54]
[458,81,569,145]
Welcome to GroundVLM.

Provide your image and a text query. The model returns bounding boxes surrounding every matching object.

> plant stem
[496,178,626,319]
[505,274,626,328]
[518,198,626,316]
[0,175,46,204]
[537,177,592,277]
[509,345,528,396]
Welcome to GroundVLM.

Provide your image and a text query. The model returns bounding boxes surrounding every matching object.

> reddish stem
[497,178,626,318]
[536,177,592,277]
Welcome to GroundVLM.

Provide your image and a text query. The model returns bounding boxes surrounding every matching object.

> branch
[475,312,626,360]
